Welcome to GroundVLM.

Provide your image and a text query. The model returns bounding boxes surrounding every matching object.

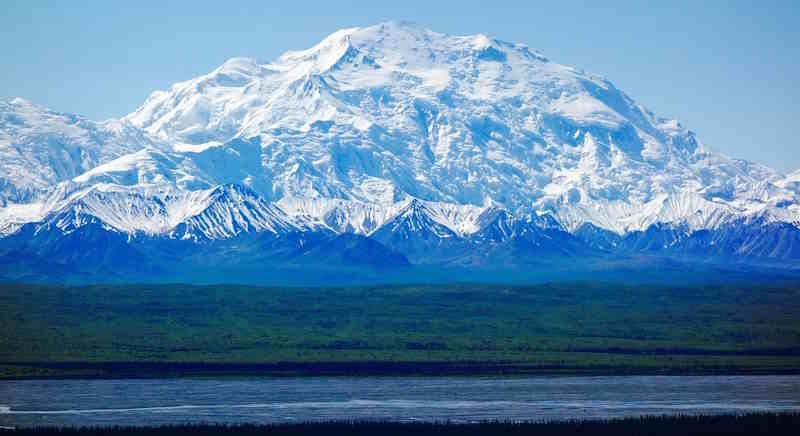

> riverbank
[3,360,800,380]
[2,413,799,435]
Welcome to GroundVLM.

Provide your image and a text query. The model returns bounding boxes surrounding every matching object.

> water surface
[2,376,799,427]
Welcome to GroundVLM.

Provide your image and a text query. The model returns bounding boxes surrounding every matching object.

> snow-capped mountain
[1,21,798,282]
[120,22,797,231]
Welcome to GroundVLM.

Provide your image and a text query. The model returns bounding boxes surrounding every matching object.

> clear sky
[2,1,798,172]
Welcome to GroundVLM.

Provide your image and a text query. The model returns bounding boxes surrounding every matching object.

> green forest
[2,281,799,377]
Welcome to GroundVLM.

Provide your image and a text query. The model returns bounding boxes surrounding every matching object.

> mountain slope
[0,98,154,203]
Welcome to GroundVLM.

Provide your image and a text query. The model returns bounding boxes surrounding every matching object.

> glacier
[1,21,798,282]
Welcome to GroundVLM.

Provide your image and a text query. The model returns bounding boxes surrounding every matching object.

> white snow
[550,94,626,129]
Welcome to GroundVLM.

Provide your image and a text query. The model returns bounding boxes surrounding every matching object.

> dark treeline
[6,360,800,379]
[565,346,800,356]
[3,413,800,436]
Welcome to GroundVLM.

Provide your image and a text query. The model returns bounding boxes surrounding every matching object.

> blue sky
[2,1,798,172]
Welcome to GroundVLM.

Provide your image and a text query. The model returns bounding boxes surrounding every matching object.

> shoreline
[3,361,800,380]
[2,413,799,435]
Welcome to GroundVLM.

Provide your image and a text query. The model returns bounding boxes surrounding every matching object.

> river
[2,375,799,427]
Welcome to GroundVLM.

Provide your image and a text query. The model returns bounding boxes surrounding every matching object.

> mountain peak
[356,20,440,39]
[278,27,359,68]
[394,198,434,221]
[212,57,265,79]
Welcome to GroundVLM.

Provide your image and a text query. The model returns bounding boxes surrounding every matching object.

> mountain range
[1,22,799,283]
